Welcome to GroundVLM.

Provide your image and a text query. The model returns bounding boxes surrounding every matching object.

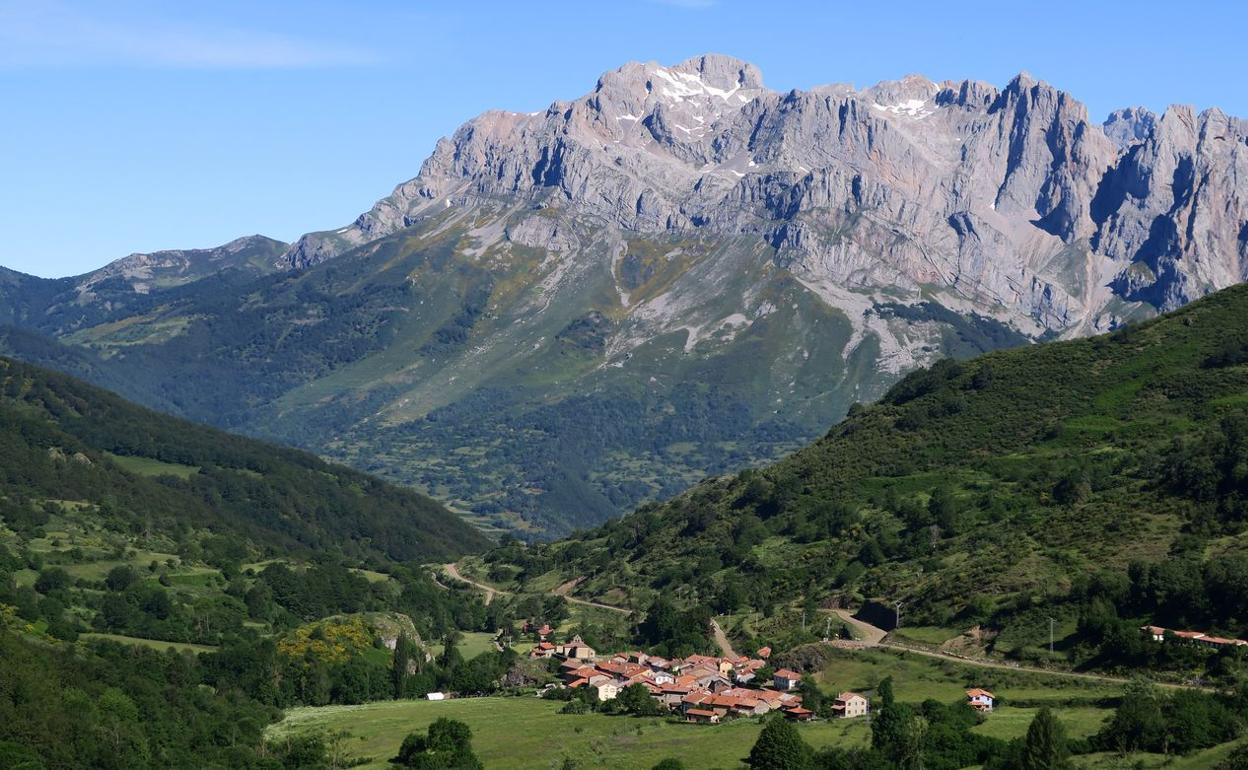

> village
[524,625,996,725]
[530,628,840,723]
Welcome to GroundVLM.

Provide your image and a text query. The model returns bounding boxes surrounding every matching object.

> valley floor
[269,697,869,769]
[270,695,1248,769]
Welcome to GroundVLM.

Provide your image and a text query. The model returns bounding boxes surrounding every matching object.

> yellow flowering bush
[277,616,374,664]
[0,604,41,636]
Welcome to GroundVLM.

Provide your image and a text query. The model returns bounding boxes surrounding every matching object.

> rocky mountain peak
[276,56,1246,334]
[864,73,941,116]
[596,53,765,102]
[1104,106,1158,149]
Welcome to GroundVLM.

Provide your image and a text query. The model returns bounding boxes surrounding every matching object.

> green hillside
[493,283,1248,664]
[0,356,525,768]
[0,355,490,564]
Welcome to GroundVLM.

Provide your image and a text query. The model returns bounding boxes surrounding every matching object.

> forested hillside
[0,356,490,563]
[0,358,525,768]
[493,283,1248,667]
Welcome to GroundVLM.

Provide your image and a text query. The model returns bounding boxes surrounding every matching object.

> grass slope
[270,697,869,770]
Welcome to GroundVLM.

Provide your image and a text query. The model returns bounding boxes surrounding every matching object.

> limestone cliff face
[281,55,1246,339]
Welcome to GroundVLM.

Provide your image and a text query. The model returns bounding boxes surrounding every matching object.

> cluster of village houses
[1141,625,1248,649]
[529,629,868,724]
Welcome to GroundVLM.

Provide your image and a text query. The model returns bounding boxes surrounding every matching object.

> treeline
[743,676,1248,770]
[0,623,527,769]
[0,542,486,647]
[206,631,537,709]
[1074,555,1248,675]
[0,631,280,770]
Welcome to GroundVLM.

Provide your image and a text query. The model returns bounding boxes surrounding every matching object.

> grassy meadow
[270,697,870,770]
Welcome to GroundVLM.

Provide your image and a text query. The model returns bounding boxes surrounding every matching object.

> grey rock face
[278,55,1247,335]
[1095,106,1248,309]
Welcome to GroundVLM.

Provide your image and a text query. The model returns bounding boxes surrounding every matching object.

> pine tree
[748,716,813,770]
[392,633,414,699]
[1020,707,1071,770]
[871,676,924,769]
[798,674,825,715]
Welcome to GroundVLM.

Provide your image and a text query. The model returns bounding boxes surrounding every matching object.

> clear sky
[1,0,1244,278]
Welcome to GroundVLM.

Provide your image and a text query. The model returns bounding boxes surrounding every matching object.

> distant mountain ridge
[0,234,286,333]
[0,55,1244,538]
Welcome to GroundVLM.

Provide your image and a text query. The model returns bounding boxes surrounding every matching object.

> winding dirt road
[550,577,632,615]
[442,565,631,615]
[833,609,1205,691]
[441,563,506,605]
[833,609,887,645]
[710,618,739,659]
[440,565,1206,691]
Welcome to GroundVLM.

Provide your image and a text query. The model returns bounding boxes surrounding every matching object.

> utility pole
[801,609,807,632]
[893,600,903,632]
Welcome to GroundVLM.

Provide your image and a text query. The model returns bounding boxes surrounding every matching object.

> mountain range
[1,54,1244,538]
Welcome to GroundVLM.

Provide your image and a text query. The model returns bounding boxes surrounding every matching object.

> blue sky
[1,0,1244,278]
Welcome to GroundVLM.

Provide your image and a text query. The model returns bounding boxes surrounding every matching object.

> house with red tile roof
[783,705,814,721]
[831,692,868,719]
[686,708,720,724]
[681,690,715,713]
[658,684,693,709]
[1139,625,1248,649]
[1200,634,1248,648]
[966,689,995,712]
[731,658,766,684]
[529,641,557,659]
[681,654,721,668]
[773,669,802,691]
[561,664,600,685]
